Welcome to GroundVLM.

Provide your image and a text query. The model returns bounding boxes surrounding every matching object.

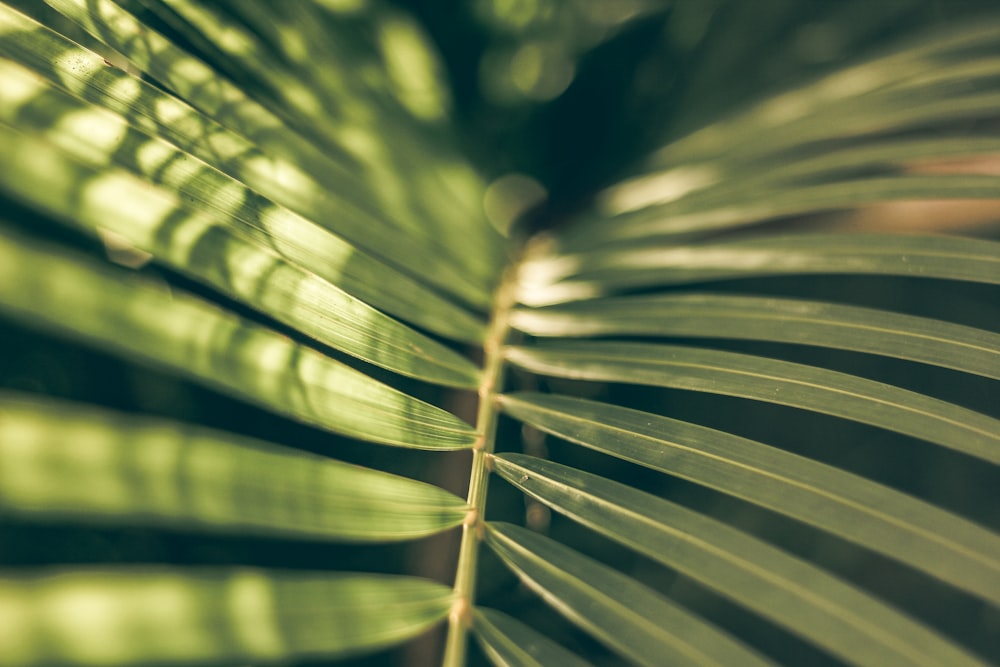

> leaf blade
[0,394,469,540]
[472,608,592,667]
[484,522,773,667]
[511,293,1000,380]
[0,568,453,666]
[498,393,1000,605]
[491,454,987,667]
[525,234,1000,300]
[0,228,476,449]
[504,341,1000,463]
[0,3,494,309]
[0,109,481,386]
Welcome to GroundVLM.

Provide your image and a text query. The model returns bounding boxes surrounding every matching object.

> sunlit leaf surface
[0,3,497,310]
[1,2,998,666]
[511,293,1000,380]
[0,115,481,386]
[0,568,453,666]
[0,394,469,540]
[518,234,1000,305]
[505,341,1000,463]
[485,522,773,667]
[556,16,1000,250]
[0,44,487,343]
[472,608,592,667]
[493,454,990,667]
[132,0,505,290]
[499,393,1000,606]
[0,229,477,449]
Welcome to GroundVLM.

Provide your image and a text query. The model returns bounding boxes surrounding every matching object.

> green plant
[0,1,998,665]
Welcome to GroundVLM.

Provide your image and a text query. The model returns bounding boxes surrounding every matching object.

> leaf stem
[443,265,518,667]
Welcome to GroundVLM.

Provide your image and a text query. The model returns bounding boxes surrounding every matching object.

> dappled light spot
[479,0,552,32]
[483,172,547,234]
[599,165,718,214]
[314,0,369,14]
[376,14,449,121]
[227,573,286,658]
[509,42,574,101]
[82,172,174,233]
[0,58,44,108]
[578,0,653,28]
[105,73,141,106]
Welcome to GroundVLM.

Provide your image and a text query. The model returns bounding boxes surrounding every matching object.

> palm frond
[0,1,998,665]
[0,569,453,665]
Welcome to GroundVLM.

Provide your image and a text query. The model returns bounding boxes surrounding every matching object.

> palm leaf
[491,454,985,667]
[0,569,453,666]
[0,229,476,449]
[0,110,481,385]
[511,293,1000,380]
[0,48,487,344]
[498,392,1000,605]
[0,3,495,310]
[1,1,998,665]
[0,394,468,540]
[505,341,1000,463]
[518,234,1000,303]
[485,522,773,667]
[472,608,592,667]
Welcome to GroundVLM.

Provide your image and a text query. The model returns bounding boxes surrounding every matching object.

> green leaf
[593,173,1000,245]
[0,568,453,666]
[136,0,505,288]
[511,293,1000,380]
[0,229,476,449]
[0,78,482,384]
[472,608,592,667]
[504,341,1000,463]
[0,394,469,540]
[0,3,494,310]
[484,522,773,667]
[492,454,986,667]
[551,16,1000,251]
[48,0,508,330]
[517,234,1000,305]
[608,138,1000,230]
[677,136,1000,201]
[649,18,1000,170]
[0,53,485,343]
[498,393,1000,606]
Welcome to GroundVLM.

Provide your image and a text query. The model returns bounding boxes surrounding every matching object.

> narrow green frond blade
[484,522,773,667]
[517,234,1000,305]
[650,18,1000,169]
[472,608,592,667]
[681,136,1000,201]
[504,342,1000,463]
[511,293,1000,380]
[0,568,453,666]
[0,394,469,540]
[550,15,1000,251]
[0,53,486,344]
[0,119,480,387]
[0,4,493,309]
[498,393,1000,606]
[492,455,986,667]
[0,229,476,449]
[138,0,504,286]
[563,171,1000,250]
